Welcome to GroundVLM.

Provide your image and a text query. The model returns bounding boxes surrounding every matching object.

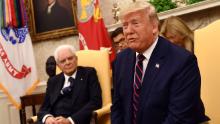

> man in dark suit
[36,0,74,33]
[111,1,209,124]
[37,45,102,124]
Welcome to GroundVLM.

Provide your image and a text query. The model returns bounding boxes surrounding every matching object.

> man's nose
[63,59,71,65]
[118,42,123,47]
[124,24,133,34]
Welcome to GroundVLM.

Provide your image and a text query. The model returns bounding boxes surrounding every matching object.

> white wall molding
[158,0,220,20]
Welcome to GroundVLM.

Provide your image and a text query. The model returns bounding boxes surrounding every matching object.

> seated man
[37,45,102,124]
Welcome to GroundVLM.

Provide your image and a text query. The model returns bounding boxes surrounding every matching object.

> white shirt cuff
[68,117,75,124]
[42,114,53,123]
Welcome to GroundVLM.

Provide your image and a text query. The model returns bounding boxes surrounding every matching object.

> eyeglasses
[114,38,127,47]
[58,56,75,64]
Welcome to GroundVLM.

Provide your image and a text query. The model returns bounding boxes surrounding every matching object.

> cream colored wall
[100,0,134,25]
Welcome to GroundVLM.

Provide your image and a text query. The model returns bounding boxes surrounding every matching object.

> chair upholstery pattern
[194,20,220,124]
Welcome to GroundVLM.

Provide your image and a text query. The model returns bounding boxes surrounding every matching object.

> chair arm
[27,116,37,124]
[93,103,112,118]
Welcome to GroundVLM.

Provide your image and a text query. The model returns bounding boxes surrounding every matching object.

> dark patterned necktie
[132,54,145,124]
[60,77,74,95]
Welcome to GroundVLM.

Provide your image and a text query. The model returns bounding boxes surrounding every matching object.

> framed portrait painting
[25,0,78,41]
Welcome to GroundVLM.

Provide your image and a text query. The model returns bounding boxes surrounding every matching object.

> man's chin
[65,70,75,76]
[129,46,143,53]
[129,45,138,50]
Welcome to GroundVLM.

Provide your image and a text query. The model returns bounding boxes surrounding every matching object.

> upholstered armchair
[194,20,220,124]
[75,50,112,124]
[27,50,112,124]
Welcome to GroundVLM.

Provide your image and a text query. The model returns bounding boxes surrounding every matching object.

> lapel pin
[155,63,160,68]
[80,78,83,80]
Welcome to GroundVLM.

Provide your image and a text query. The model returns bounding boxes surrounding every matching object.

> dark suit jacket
[37,66,102,124]
[111,36,209,124]
[36,1,74,33]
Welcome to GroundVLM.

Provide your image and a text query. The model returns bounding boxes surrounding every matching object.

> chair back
[194,20,220,124]
[76,50,112,107]
[20,93,45,124]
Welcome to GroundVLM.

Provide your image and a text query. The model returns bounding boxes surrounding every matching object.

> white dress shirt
[47,1,56,14]
[135,37,158,81]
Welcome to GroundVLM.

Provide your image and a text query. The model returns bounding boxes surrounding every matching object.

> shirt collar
[47,1,56,14]
[136,36,158,60]
[64,69,77,80]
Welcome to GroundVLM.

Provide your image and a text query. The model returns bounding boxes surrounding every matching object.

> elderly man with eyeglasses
[37,45,102,124]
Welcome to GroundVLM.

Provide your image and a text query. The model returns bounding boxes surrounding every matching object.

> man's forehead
[113,34,124,42]
[58,48,73,54]
[58,50,74,58]
[122,11,145,22]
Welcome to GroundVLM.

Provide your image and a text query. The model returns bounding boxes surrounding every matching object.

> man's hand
[45,116,57,124]
[55,116,71,124]
[45,116,71,124]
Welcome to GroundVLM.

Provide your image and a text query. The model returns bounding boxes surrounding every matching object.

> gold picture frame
[24,0,78,41]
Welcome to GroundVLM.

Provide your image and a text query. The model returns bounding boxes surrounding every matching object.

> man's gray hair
[119,0,158,22]
[54,45,76,63]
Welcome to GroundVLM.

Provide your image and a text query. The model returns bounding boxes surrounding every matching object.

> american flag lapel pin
[155,63,160,69]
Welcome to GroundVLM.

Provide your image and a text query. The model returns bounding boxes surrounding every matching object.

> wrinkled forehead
[57,49,74,58]
[59,47,74,54]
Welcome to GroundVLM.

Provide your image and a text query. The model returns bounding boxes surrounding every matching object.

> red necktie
[132,54,145,124]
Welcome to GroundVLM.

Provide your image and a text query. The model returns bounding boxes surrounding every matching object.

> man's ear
[152,19,159,35]
[57,63,61,70]
[56,64,62,74]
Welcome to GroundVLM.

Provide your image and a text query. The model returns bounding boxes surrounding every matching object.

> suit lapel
[51,68,84,105]
[138,37,167,120]
[70,67,84,105]
[51,73,65,105]
[124,50,136,124]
